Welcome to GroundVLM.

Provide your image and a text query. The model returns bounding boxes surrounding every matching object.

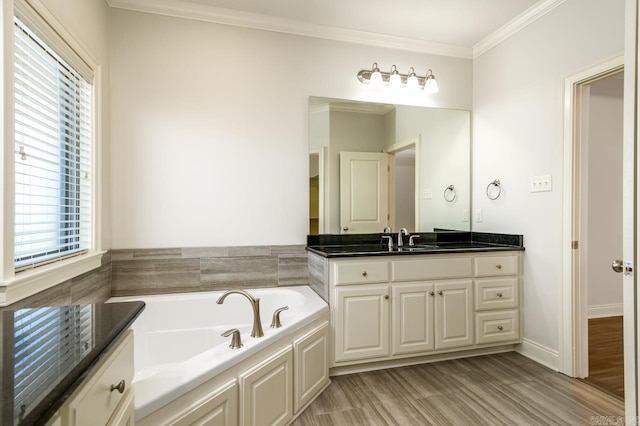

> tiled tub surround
[0,251,113,311]
[111,245,309,296]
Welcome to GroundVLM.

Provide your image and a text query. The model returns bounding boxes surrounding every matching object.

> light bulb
[424,70,439,94]
[370,70,383,87]
[389,65,402,89]
[406,67,419,90]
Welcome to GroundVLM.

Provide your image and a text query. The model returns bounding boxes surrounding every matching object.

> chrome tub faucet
[216,289,264,338]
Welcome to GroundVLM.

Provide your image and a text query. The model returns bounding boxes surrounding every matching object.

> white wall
[473,0,625,351]
[39,0,112,249]
[109,9,472,248]
[586,76,624,313]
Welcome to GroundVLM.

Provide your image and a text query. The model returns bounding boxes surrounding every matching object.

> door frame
[559,56,625,375]
[384,135,421,231]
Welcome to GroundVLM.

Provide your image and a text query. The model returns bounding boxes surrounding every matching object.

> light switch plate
[463,209,469,222]
[530,175,552,192]
[423,189,433,200]
[475,208,483,223]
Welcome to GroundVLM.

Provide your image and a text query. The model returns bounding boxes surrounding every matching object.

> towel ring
[486,179,502,200]
[443,185,456,202]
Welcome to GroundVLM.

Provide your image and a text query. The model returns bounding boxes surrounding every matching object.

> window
[13,16,92,271]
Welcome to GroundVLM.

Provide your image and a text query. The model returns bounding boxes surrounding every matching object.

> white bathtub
[108,286,328,420]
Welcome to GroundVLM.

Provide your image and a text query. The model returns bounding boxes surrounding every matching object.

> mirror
[309,97,470,234]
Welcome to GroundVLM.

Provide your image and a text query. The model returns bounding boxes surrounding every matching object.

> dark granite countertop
[306,231,524,258]
[1,301,145,426]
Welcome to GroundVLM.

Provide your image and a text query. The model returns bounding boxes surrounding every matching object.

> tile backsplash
[111,245,309,297]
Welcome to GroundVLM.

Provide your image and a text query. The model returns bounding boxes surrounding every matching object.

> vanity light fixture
[357,63,439,94]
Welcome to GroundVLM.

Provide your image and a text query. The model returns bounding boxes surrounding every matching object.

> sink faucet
[216,290,264,338]
[397,228,409,246]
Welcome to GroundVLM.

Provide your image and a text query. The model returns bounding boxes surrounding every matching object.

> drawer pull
[497,292,503,298]
[497,326,503,331]
[110,380,126,394]
[429,291,435,296]
[362,271,368,277]
[496,264,502,269]
[438,291,443,296]
[384,295,389,300]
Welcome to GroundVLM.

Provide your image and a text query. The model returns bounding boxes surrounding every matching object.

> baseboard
[588,303,623,319]
[516,338,559,371]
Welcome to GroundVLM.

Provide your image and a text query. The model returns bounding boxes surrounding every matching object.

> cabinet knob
[437,291,443,296]
[362,271,368,277]
[496,264,502,269]
[497,292,503,298]
[497,326,503,331]
[343,226,349,231]
[110,379,126,394]
[429,291,435,296]
[384,295,389,300]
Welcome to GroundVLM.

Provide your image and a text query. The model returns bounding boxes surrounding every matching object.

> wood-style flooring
[584,316,624,398]
[292,352,624,425]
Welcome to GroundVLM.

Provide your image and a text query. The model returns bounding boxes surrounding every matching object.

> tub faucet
[397,228,409,246]
[216,290,264,338]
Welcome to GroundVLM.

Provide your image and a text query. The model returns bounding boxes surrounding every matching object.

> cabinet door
[435,280,473,350]
[293,322,330,413]
[334,285,390,363]
[392,283,435,355]
[107,389,135,426]
[172,380,238,426]
[239,347,293,426]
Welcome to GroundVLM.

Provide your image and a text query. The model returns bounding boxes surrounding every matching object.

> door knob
[612,260,624,273]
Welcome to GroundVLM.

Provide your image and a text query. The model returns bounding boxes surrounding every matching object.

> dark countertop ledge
[2,301,145,426]
[306,231,524,258]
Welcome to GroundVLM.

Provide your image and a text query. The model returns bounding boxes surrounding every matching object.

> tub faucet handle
[270,306,289,328]
[221,328,243,349]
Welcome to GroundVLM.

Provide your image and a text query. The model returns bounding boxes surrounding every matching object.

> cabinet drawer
[334,261,388,285]
[391,257,472,282]
[475,310,519,344]
[64,331,134,426]
[475,278,518,311]
[474,255,518,277]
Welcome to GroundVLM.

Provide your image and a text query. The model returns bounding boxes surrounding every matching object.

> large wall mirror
[309,97,470,234]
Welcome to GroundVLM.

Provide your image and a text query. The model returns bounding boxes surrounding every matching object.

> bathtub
[108,286,329,421]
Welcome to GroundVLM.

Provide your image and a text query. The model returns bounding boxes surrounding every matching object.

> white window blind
[12,306,93,424]
[13,16,92,271]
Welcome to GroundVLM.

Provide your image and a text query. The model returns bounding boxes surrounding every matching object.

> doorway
[385,135,420,232]
[560,56,625,400]
[580,71,625,397]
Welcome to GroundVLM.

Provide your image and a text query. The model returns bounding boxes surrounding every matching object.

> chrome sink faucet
[397,228,409,246]
[216,290,264,338]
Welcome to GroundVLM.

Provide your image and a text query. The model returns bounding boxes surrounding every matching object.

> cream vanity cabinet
[46,330,135,426]
[328,252,521,368]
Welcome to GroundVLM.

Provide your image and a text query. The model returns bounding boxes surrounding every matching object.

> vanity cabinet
[326,252,522,370]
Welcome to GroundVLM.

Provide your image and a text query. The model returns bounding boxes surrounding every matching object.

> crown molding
[473,0,566,58]
[106,0,473,59]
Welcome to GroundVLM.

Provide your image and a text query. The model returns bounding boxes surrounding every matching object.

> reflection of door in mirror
[392,149,416,232]
[339,152,390,233]
[309,153,320,234]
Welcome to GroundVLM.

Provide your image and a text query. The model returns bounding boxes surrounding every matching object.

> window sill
[0,251,106,307]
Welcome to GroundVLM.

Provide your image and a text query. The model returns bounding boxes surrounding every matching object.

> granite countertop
[1,301,145,426]
[306,231,524,258]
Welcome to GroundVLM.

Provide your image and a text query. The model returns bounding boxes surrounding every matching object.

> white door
[435,280,473,350]
[392,282,435,355]
[340,152,389,233]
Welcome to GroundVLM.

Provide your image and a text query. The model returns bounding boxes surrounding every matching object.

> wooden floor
[292,352,624,425]
[584,316,624,398]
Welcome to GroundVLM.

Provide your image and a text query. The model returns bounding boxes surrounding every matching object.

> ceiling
[107,0,563,57]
